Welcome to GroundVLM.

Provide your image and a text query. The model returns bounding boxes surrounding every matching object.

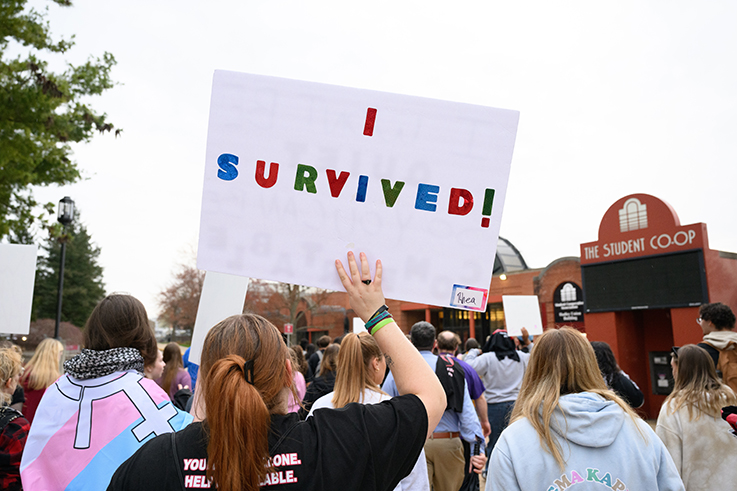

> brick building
[279,192,737,420]
[291,237,584,347]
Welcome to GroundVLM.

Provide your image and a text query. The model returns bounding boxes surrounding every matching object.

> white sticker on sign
[450,285,488,312]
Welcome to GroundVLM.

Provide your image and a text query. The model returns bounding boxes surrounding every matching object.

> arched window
[618,198,648,232]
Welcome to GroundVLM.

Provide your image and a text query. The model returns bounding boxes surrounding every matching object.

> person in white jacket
[487,327,684,491]
[656,344,737,491]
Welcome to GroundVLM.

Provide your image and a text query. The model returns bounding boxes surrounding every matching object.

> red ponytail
[204,355,270,491]
[199,314,291,491]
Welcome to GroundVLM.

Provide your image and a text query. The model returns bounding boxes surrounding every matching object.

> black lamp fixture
[58,196,75,225]
[54,196,75,340]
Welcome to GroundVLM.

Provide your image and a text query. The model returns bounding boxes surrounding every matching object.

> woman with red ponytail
[109,252,447,491]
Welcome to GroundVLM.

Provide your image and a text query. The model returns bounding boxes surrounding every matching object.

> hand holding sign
[335,252,385,322]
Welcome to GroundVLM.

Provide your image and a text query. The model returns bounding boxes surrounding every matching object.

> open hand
[335,252,386,322]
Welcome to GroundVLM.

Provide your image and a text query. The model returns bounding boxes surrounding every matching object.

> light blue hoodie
[487,392,684,491]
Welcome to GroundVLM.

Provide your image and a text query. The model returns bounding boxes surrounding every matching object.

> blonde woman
[487,327,684,491]
[20,338,64,424]
[308,332,430,491]
[0,347,29,491]
[656,345,737,490]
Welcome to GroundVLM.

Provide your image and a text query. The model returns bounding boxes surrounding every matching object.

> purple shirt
[452,356,485,400]
[156,369,192,399]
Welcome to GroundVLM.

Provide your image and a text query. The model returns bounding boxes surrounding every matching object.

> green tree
[32,215,105,327]
[1,0,118,241]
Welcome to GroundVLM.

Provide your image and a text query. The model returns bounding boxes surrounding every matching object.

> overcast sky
[23,0,737,320]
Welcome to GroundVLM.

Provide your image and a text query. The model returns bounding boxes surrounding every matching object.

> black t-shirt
[10,386,24,406]
[298,371,336,419]
[107,394,428,491]
[609,372,644,409]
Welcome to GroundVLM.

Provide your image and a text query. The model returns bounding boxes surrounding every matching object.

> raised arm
[336,252,446,436]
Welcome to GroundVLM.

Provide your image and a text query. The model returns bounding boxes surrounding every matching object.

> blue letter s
[217,153,239,181]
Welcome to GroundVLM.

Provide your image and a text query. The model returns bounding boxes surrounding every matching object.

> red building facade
[580,193,737,418]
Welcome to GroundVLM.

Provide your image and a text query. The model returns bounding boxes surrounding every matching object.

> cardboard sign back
[502,295,544,337]
[0,244,38,335]
[188,271,250,365]
[198,71,518,310]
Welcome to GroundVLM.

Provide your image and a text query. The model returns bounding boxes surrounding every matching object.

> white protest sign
[188,271,250,365]
[352,317,365,334]
[0,244,38,335]
[502,295,543,337]
[198,71,519,310]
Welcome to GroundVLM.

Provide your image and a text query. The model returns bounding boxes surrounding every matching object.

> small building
[580,193,737,418]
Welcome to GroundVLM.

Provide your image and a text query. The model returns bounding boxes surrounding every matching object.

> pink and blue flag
[20,370,193,490]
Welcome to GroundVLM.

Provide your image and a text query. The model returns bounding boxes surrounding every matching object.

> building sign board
[553,282,584,323]
[580,194,710,312]
[580,194,707,265]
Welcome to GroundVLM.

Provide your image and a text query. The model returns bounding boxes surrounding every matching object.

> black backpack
[0,406,23,430]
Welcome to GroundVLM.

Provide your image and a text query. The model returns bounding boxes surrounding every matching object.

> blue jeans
[485,400,515,475]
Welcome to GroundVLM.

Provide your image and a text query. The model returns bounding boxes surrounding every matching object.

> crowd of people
[0,253,735,491]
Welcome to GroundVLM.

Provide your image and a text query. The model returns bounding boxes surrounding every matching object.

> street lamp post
[54,196,75,340]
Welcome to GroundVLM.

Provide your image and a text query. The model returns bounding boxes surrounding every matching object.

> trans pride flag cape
[20,370,193,490]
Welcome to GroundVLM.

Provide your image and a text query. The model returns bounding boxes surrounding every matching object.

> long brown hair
[84,294,158,366]
[289,345,308,377]
[666,344,737,420]
[318,344,340,377]
[511,327,644,471]
[22,338,64,390]
[200,314,291,491]
[332,333,386,408]
[159,342,183,394]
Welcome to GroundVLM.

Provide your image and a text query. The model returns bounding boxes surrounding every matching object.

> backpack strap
[698,342,720,368]
[170,431,187,491]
